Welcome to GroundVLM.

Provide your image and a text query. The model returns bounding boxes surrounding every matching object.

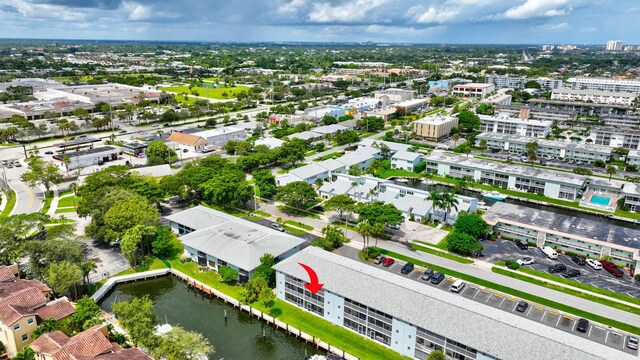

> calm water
[100,276,324,360]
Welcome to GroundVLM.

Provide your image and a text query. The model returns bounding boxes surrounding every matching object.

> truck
[541,246,558,260]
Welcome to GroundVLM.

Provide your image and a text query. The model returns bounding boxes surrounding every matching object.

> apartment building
[476,133,613,163]
[484,75,563,90]
[627,150,640,167]
[273,247,631,360]
[527,98,632,115]
[485,202,640,270]
[567,77,640,95]
[479,114,552,138]
[452,83,495,98]
[551,89,637,106]
[606,40,623,51]
[425,152,586,201]
[413,116,459,141]
[588,127,640,149]
[495,106,577,122]
[391,151,423,172]
[600,114,640,129]
[374,88,415,103]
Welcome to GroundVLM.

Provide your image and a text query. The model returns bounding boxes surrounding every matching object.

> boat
[477,201,488,210]
[481,190,507,201]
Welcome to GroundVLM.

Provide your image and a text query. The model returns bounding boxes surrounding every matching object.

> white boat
[477,201,488,210]
[481,190,507,201]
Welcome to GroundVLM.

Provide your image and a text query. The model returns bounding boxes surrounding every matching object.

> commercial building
[121,142,148,156]
[479,114,552,138]
[393,98,430,112]
[52,146,122,170]
[374,88,415,103]
[452,83,495,98]
[484,75,563,90]
[166,132,208,151]
[0,99,94,120]
[34,83,161,105]
[476,133,613,163]
[166,206,305,282]
[551,89,637,106]
[485,202,640,270]
[191,127,246,150]
[425,152,586,201]
[567,77,640,95]
[413,116,458,141]
[606,40,623,51]
[527,98,632,115]
[273,247,628,360]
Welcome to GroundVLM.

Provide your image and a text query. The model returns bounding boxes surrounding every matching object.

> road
[0,160,44,215]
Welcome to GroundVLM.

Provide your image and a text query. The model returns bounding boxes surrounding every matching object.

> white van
[541,246,558,259]
[450,279,466,293]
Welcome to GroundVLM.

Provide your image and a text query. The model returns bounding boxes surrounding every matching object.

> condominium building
[485,202,640,270]
[273,246,632,360]
[627,150,640,167]
[413,116,459,141]
[588,127,640,149]
[527,98,632,115]
[480,93,512,106]
[479,114,552,138]
[476,133,613,163]
[484,75,563,90]
[452,83,495,98]
[374,88,415,103]
[551,89,637,106]
[606,40,623,51]
[567,77,640,95]
[425,152,586,200]
[495,106,577,122]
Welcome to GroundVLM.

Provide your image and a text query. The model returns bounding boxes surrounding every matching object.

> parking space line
[540,311,547,322]
[498,297,506,307]
[587,325,592,337]
[555,315,562,327]
[526,306,534,317]
[571,321,577,332]
[472,289,482,299]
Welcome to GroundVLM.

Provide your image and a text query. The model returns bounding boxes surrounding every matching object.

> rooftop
[527,98,631,109]
[476,132,613,154]
[553,88,637,98]
[414,115,458,125]
[479,114,553,127]
[52,146,118,159]
[453,83,494,89]
[391,150,422,162]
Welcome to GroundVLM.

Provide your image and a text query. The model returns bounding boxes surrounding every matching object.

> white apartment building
[484,75,563,90]
[374,88,415,103]
[452,83,495,98]
[589,128,640,150]
[479,114,552,138]
[567,77,640,95]
[495,106,577,122]
[551,89,637,106]
[606,40,623,51]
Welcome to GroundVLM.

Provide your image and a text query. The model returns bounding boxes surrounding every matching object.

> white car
[517,257,535,266]
[586,259,603,270]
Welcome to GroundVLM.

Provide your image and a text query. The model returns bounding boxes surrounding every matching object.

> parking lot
[358,250,639,356]
[483,239,640,298]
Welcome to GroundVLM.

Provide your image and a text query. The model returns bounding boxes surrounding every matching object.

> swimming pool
[590,195,611,206]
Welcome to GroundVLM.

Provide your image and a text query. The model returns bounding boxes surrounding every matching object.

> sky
[0,0,638,44]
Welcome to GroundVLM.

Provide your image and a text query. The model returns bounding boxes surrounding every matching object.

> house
[165,206,305,282]
[452,83,495,98]
[391,151,423,172]
[166,132,208,152]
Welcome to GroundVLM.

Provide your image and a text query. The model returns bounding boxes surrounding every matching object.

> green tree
[456,111,481,133]
[454,213,490,239]
[152,227,178,259]
[80,260,97,285]
[323,194,356,222]
[252,170,277,198]
[573,167,593,176]
[47,261,83,298]
[239,276,270,304]
[200,174,253,208]
[13,347,35,360]
[314,225,347,251]
[20,158,64,194]
[426,191,443,224]
[152,326,215,360]
[274,181,317,211]
[104,196,160,241]
[439,192,459,224]
[607,165,617,180]
[355,202,403,227]
[524,80,542,89]
[475,103,494,115]
[128,175,165,204]
[112,296,159,347]
[357,116,384,132]
[68,297,101,332]
[334,130,361,145]
[121,225,157,267]
[279,138,308,166]
[525,141,538,164]
[218,266,239,283]
[427,349,447,360]
[357,222,374,255]
[147,140,178,165]
[33,319,59,339]
[447,231,482,256]
[25,236,84,280]
[253,253,276,287]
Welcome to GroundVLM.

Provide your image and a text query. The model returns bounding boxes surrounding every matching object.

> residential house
[391,151,423,172]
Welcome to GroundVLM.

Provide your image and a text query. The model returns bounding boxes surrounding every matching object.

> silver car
[628,336,639,350]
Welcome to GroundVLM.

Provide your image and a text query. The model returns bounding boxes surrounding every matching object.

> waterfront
[100,275,325,360]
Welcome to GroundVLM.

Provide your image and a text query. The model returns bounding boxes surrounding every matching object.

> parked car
[13,161,21,167]
[539,160,546,166]
[571,256,586,266]
[431,272,445,285]
[312,205,324,212]
[373,255,386,265]
[381,257,395,267]
[541,246,558,259]
[601,260,623,277]
[182,149,188,153]
[515,301,529,313]
[119,130,127,134]
[628,336,639,350]
[401,262,414,275]
[586,259,603,270]
[576,318,590,333]
[548,264,567,273]
[270,223,285,232]
[517,257,534,266]
[450,280,466,293]
[515,240,528,250]
[562,269,581,278]
[45,151,54,155]
[421,269,434,281]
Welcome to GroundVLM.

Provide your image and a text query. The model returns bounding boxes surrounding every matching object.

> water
[590,195,612,206]
[99,276,324,360]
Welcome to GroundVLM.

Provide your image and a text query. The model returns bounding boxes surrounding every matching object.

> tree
[239,276,270,304]
[152,227,178,259]
[439,192,459,224]
[324,194,356,222]
[334,130,361,145]
[20,158,64,194]
[153,326,215,360]
[128,175,165,204]
[218,266,239,283]
[451,134,460,147]
[274,181,317,211]
[279,139,308,166]
[252,170,277,199]
[25,235,84,281]
[121,225,157,267]
[253,253,276,287]
[355,202,403,227]
[525,141,538,164]
[426,191,443,224]
[13,347,35,360]
[80,260,97,285]
[427,349,447,360]
[478,140,487,154]
[573,167,593,176]
[147,140,178,166]
[607,165,617,180]
[454,213,490,239]
[47,261,83,299]
[104,196,160,241]
[314,225,347,251]
[68,297,101,332]
[457,111,481,133]
[357,116,384,132]
[33,319,59,339]
[112,296,159,347]
[322,115,338,125]
[524,80,542,89]
[200,173,253,208]
[475,103,494,115]
[357,222,374,255]
[447,231,482,256]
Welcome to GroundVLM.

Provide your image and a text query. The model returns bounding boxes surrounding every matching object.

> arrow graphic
[298,262,324,294]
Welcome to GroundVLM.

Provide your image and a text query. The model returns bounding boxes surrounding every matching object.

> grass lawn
[283,225,307,235]
[254,210,271,218]
[378,169,422,179]
[615,209,640,220]
[174,94,197,105]
[285,220,313,231]
[58,189,75,197]
[57,196,79,208]
[158,85,250,100]
[372,247,640,335]
[411,243,474,264]
[55,207,77,214]
[314,151,345,161]
[0,190,16,218]
[41,194,54,214]
[276,205,321,219]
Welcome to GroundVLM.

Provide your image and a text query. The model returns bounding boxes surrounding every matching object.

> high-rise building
[606,40,623,51]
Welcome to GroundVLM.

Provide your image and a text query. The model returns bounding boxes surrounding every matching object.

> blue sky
[0,0,638,44]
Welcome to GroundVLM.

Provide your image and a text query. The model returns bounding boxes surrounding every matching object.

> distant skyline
[0,0,638,45]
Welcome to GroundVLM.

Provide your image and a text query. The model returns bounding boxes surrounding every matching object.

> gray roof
[391,150,422,162]
[553,88,637,98]
[129,164,175,178]
[335,147,379,167]
[288,162,329,181]
[312,124,348,134]
[169,206,305,271]
[288,131,319,141]
[359,138,411,153]
[479,114,552,127]
[318,174,378,199]
[476,132,613,155]
[316,158,346,172]
[274,247,632,360]
[484,202,640,250]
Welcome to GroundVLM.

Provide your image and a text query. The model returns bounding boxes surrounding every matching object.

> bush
[218,266,238,283]
[507,261,520,270]
[414,161,426,173]
[446,231,482,256]
[635,274,640,282]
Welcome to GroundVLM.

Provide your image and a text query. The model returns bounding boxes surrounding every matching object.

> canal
[100,275,325,360]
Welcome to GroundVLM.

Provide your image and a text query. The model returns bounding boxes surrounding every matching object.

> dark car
[548,264,567,273]
[381,257,395,267]
[373,255,386,265]
[421,269,434,281]
[119,130,127,134]
[571,256,586,266]
[576,318,590,333]
[562,269,581,278]
[515,301,529,313]
[515,240,528,250]
[312,205,324,212]
[45,151,54,155]
[601,260,624,277]
[182,149,188,153]
[401,262,414,275]
[431,272,445,285]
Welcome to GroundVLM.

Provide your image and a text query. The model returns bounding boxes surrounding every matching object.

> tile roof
[31,325,113,360]
[72,348,152,360]
[167,132,207,146]
[0,266,15,281]
[0,278,51,298]
[0,287,48,325]
[35,298,76,321]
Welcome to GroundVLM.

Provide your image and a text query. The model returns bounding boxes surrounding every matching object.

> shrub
[507,261,520,270]
[635,274,640,282]
[218,266,238,283]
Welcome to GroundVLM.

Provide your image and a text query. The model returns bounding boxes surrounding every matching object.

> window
[27,318,34,325]
[22,334,28,341]
[13,324,20,330]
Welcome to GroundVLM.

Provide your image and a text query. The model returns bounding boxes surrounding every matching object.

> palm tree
[366,188,377,202]
[13,347,35,360]
[357,222,373,257]
[440,192,459,224]
[607,165,617,180]
[80,260,97,285]
[426,191,443,224]
[451,133,460,148]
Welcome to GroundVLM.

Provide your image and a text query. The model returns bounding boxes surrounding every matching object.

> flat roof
[484,202,640,250]
[414,115,458,125]
[274,247,633,360]
[479,114,552,127]
[53,137,100,148]
[476,133,613,154]
[453,83,494,89]
[527,99,631,109]
[53,146,118,159]
[553,88,637,98]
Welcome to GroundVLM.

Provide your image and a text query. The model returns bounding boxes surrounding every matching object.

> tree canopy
[355,202,403,226]
[453,213,490,239]
[146,140,177,165]
[274,181,317,210]
[20,158,64,193]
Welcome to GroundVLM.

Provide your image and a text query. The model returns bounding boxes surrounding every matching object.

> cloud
[123,2,151,20]
[504,0,571,19]
[4,0,88,20]
[407,5,460,24]
[308,0,387,23]
[536,22,569,31]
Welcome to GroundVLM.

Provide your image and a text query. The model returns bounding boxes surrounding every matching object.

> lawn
[0,190,16,218]
[57,196,79,208]
[158,85,250,100]
[378,169,422,179]
[372,247,640,335]
[411,243,474,264]
[314,151,345,161]
[285,220,314,231]
[283,225,307,235]
[41,194,54,214]
[55,207,77,214]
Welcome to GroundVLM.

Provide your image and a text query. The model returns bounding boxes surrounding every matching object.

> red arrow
[298,262,324,294]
